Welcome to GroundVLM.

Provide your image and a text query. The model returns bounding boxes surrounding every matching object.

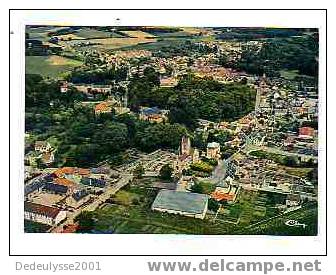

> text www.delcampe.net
[147,259,322,274]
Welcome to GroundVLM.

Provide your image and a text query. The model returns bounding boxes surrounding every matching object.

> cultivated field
[26,55,83,78]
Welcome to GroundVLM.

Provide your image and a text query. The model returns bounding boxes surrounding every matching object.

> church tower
[180,136,191,156]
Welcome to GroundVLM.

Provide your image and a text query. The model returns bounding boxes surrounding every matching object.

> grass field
[277,165,313,178]
[26,26,67,41]
[280,69,300,80]
[75,28,123,39]
[120,30,156,39]
[60,36,157,51]
[85,184,316,235]
[26,55,83,78]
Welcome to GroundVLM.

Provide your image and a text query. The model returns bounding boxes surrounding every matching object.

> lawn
[26,55,83,78]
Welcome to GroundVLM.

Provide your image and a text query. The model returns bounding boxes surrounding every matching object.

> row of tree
[227,34,318,77]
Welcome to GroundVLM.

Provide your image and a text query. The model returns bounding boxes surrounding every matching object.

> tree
[283,156,297,167]
[74,211,95,232]
[208,198,220,212]
[134,163,144,179]
[159,164,173,181]
[190,181,215,194]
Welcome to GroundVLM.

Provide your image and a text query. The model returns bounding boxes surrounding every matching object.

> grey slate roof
[152,190,208,214]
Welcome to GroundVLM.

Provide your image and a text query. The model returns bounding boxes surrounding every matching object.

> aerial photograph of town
[24,25,319,235]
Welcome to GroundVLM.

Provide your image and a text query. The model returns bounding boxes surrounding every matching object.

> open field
[275,165,313,178]
[75,28,124,39]
[84,184,315,235]
[60,36,157,51]
[120,30,156,39]
[280,69,300,80]
[26,55,83,78]
[27,26,124,42]
[26,26,67,41]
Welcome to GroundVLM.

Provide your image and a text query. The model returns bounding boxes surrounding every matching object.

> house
[41,151,55,165]
[53,177,76,190]
[44,182,69,195]
[160,76,179,87]
[60,82,68,93]
[210,185,239,203]
[298,127,315,139]
[139,106,169,123]
[95,101,112,115]
[34,141,52,153]
[80,177,106,188]
[72,189,89,201]
[151,190,209,219]
[24,201,66,226]
[206,142,221,159]
[73,84,112,95]
[286,194,301,207]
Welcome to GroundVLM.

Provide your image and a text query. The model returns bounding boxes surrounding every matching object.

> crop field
[26,55,83,78]
[74,28,122,39]
[26,26,73,41]
[60,36,157,51]
[120,30,156,39]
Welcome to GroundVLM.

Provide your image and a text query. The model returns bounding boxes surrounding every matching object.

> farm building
[151,190,208,219]
[24,202,66,226]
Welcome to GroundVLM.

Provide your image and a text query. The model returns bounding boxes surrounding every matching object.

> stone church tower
[180,136,191,156]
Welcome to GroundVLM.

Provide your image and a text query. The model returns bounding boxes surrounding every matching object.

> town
[24,26,318,235]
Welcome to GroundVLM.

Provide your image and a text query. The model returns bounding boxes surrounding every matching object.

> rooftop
[24,201,62,219]
[152,190,208,214]
[207,142,220,149]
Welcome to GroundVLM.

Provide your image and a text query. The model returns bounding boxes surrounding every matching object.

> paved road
[211,160,228,184]
[255,86,262,112]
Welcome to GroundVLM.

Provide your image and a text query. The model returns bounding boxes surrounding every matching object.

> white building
[206,142,221,159]
[24,202,66,226]
[34,141,52,153]
[151,190,208,219]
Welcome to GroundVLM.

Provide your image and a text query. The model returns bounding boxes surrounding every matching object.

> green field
[86,185,317,235]
[280,69,300,80]
[74,28,124,39]
[26,55,83,78]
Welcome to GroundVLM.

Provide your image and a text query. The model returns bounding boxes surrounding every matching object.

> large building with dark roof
[24,202,66,226]
[151,190,208,219]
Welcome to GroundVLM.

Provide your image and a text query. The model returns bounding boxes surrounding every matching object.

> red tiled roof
[95,102,112,113]
[299,127,314,137]
[54,178,75,186]
[24,202,62,219]
[211,191,235,202]
[77,168,90,175]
